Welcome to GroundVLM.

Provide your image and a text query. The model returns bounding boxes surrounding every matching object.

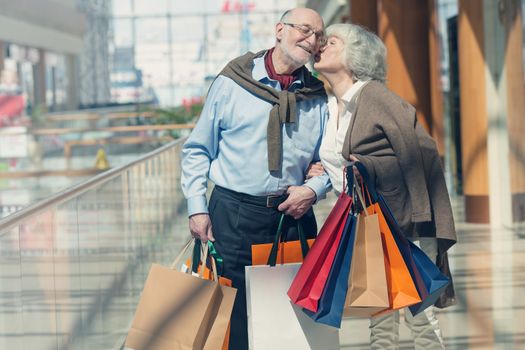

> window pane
[113,18,133,47]
[113,0,133,16]
[135,18,168,43]
[134,0,168,15]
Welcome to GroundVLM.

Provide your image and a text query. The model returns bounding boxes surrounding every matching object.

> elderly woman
[309,24,457,349]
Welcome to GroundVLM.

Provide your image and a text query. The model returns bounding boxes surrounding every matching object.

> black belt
[214,186,288,208]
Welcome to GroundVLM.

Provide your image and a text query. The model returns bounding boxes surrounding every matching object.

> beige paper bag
[344,212,389,317]
[125,240,237,350]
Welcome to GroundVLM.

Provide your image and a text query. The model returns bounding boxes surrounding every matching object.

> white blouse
[319,80,367,195]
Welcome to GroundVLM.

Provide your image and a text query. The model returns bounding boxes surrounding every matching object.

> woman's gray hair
[325,23,387,82]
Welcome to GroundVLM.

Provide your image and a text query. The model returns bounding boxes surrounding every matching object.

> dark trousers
[208,186,317,350]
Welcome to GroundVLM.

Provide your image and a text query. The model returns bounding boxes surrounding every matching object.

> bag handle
[207,240,224,276]
[208,251,219,282]
[267,213,309,266]
[353,173,369,216]
[348,162,379,202]
[170,238,194,270]
[170,238,209,279]
[344,165,355,195]
[201,241,220,281]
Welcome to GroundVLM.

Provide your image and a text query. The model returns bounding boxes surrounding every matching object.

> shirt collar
[327,80,368,119]
[341,80,367,104]
[252,52,305,89]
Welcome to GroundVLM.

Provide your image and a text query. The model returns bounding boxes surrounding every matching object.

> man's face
[275,9,325,67]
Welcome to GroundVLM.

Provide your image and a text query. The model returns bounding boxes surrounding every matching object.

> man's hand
[189,213,215,243]
[305,161,325,180]
[278,186,317,220]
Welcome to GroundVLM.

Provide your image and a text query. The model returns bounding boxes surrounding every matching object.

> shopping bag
[182,241,233,350]
[434,251,456,308]
[367,201,422,315]
[344,207,390,317]
[349,163,423,316]
[304,213,356,328]
[408,241,450,316]
[125,239,237,350]
[287,192,353,312]
[246,263,340,349]
[352,162,427,300]
[252,213,315,266]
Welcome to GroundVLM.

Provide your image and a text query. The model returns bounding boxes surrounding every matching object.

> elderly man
[181,8,329,349]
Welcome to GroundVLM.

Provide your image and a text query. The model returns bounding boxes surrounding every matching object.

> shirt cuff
[304,175,329,203]
[187,196,208,217]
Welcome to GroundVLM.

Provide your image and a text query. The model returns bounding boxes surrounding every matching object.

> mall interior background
[0,0,524,349]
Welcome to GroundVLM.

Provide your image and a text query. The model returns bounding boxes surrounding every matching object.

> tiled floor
[314,193,525,349]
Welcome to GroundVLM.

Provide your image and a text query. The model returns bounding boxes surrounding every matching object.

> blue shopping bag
[407,241,449,316]
[304,213,357,328]
[362,173,449,315]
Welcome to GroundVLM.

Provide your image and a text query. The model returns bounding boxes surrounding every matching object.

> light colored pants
[369,237,445,350]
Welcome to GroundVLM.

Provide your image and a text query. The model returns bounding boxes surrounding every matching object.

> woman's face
[313,35,346,74]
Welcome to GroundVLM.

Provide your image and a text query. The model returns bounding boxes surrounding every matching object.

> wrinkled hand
[189,213,215,243]
[305,161,325,180]
[278,186,316,220]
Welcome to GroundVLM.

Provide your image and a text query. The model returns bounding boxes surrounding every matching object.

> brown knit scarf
[219,50,327,172]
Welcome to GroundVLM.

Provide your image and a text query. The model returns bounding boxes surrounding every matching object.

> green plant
[149,102,204,138]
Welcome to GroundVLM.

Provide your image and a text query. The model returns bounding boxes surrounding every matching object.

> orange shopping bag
[252,214,314,266]
[368,202,421,316]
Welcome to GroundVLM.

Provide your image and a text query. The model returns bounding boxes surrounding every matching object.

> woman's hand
[305,161,325,180]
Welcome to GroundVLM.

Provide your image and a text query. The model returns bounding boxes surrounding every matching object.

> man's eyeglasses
[282,22,326,45]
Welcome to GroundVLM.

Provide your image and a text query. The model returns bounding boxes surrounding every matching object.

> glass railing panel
[93,175,131,349]
[75,188,105,348]
[0,226,23,349]
[0,139,187,348]
[54,198,84,349]
[19,209,58,349]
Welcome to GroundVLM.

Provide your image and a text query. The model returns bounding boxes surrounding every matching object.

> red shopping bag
[287,192,353,312]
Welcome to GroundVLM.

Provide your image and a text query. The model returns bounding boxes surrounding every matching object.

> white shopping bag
[245,263,340,350]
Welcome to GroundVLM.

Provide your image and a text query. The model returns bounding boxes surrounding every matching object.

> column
[33,48,47,109]
[349,0,378,33]
[378,0,432,132]
[503,0,525,224]
[457,0,490,223]
[457,0,521,226]
[0,41,4,73]
[65,54,79,110]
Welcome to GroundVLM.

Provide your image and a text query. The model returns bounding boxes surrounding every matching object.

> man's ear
[275,22,284,42]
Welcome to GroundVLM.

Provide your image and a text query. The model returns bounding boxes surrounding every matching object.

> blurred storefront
[0,0,113,120]
[0,0,85,119]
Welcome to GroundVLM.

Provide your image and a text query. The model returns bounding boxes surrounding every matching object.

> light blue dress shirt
[181,54,331,216]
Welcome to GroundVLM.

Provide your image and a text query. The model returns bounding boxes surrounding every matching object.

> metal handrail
[0,138,185,233]
[30,123,195,135]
